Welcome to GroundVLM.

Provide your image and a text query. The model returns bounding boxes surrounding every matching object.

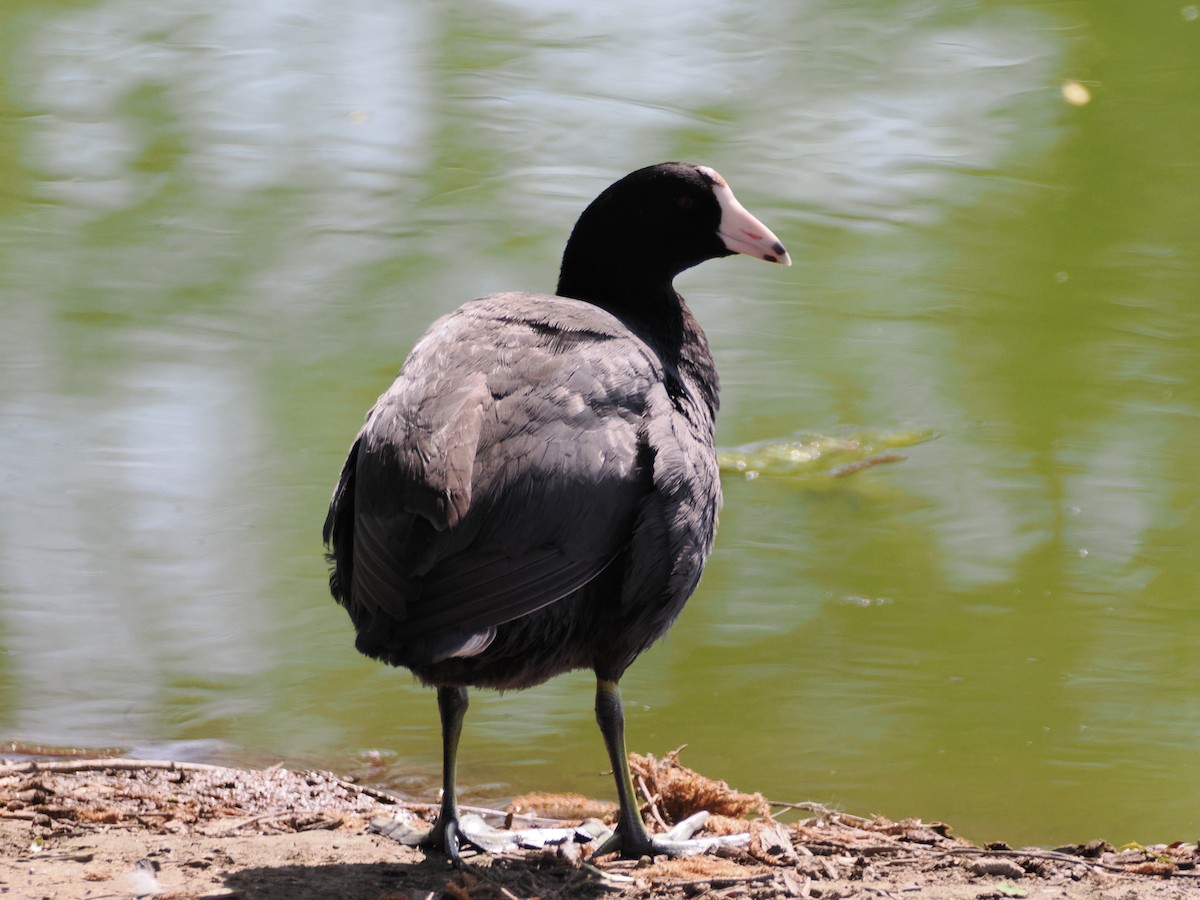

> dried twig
[637,774,670,831]
[767,799,873,826]
[0,758,228,777]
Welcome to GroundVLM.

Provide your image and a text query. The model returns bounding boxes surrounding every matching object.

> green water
[2,0,1198,848]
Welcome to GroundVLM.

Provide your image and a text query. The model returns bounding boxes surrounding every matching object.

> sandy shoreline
[2,752,1195,899]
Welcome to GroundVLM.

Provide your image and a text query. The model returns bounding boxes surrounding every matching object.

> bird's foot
[589,811,751,860]
[370,811,486,866]
[375,812,608,854]
[372,810,752,862]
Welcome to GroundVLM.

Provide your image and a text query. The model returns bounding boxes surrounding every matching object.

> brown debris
[701,813,752,836]
[965,856,1025,879]
[2,753,1200,899]
[747,818,798,864]
[628,746,771,824]
[1054,837,1114,858]
[507,790,616,822]
[74,807,123,825]
[0,757,380,837]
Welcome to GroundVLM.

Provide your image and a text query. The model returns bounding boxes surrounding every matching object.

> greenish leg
[592,678,657,859]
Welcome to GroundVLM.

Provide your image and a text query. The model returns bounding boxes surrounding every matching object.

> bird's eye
[676,195,696,211]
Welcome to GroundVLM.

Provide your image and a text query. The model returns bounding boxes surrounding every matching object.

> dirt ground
[2,750,1197,900]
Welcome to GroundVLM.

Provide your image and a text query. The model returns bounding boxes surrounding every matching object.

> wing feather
[326,295,660,660]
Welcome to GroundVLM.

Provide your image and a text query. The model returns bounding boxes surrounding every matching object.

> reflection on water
[1,0,1198,847]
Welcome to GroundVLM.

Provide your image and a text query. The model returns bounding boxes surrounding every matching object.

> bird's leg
[373,679,741,861]
[591,678,660,859]
[376,686,477,861]
[421,685,481,865]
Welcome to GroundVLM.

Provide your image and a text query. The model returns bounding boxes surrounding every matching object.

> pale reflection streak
[1,0,1068,744]
[3,0,434,744]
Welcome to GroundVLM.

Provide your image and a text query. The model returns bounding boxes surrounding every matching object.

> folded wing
[324,295,660,664]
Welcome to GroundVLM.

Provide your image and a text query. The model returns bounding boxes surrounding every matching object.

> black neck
[557,242,688,352]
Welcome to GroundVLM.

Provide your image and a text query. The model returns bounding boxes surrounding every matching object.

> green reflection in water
[0,0,1197,849]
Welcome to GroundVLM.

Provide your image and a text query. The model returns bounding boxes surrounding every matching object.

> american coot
[323,162,789,863]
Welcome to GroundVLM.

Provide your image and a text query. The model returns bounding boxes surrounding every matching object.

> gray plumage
[326,291,719,686]
[322,162,788,862]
